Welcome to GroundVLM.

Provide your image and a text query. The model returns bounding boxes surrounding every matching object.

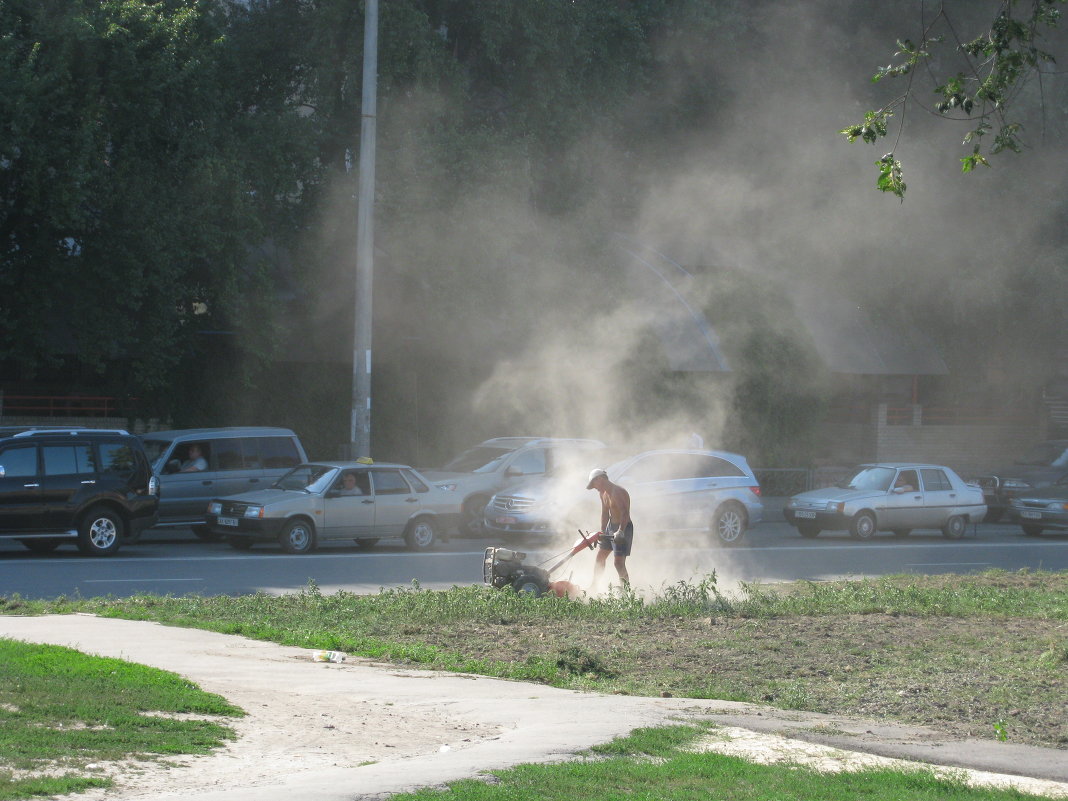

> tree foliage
[840,0,1066,199]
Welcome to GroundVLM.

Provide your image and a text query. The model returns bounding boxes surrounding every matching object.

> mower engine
[483,547,550,595]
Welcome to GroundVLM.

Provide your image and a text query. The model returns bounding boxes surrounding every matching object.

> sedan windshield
[1018,442,1068,467]
[442,446,511,473]
[275,464,335,492]
[845,466,895,492]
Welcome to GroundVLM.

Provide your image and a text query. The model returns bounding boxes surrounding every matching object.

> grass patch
[387,723,1057,801]
[2,570,1066,750]
[0,639,243,800]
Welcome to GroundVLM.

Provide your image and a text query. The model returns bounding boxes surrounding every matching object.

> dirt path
[2,615,1066,801]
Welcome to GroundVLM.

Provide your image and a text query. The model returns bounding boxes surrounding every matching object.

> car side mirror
[892,486,905,494]
[505,467,523,477]
[0,465,5,478]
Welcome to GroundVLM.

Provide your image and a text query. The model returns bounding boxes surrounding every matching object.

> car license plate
[1020,510,1041,520]
[217,516,239,527]
[795,510,816,519]
[495,516,517,525]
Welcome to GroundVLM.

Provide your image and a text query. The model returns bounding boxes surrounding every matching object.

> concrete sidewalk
[1,615,1065,800]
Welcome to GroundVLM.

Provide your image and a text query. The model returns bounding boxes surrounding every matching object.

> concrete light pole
[351,0,378,457]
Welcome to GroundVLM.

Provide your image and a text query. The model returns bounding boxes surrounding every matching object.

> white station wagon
[205,461,458,553]
[784,463,986,540]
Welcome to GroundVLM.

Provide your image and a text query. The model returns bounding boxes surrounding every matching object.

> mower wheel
[512,575,548,596]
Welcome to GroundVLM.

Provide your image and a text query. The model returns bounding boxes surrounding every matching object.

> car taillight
[749,486,761,497]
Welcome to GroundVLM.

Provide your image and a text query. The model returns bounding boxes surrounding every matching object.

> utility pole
[351,0,378,457]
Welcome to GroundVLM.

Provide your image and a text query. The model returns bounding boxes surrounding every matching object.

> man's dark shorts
[599,522,634,557]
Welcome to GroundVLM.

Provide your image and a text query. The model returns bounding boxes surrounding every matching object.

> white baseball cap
[586,468,608,489]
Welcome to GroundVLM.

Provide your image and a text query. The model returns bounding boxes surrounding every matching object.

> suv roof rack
[11,428,130,438]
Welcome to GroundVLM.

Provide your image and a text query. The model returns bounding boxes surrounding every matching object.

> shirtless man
[586,468,632,589]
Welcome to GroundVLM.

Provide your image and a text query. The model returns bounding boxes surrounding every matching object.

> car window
[0,445,37,478]
[257,437,302,470]
[140,438,173,468]
[895,469,919,490]
[402,469,429,493]
[920,469,953,491]
[442,446,512,473]
[508,449,547,476]
[618,454,675,483]
[371,469,411,495]
[275,464,334,491]
[212,439,244,472]
[42,443,95,476]
[98,442,136,477]
[696,455,745,478]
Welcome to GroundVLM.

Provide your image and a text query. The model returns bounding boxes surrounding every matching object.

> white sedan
[784,463,986,540]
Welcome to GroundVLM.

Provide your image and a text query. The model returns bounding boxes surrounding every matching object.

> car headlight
[826,501,844,514]
[207,501,222,515]
[1050,502,1068,512]
[436,483,457,492]
[243,506,265,519]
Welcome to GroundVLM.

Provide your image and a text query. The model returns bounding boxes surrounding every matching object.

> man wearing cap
[586,468,632,589]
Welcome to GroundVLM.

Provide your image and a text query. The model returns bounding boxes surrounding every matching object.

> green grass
[0,570,1065,798]
[389,723,1056,801]
[0,639,243,800]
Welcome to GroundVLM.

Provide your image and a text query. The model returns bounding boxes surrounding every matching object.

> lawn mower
[483,530,600,598]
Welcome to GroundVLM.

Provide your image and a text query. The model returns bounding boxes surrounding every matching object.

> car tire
[77,506,124,556]
[404,518,438,551]
[461,496,490,536]
[354,538,379,550]
[797,522,820,538]
[711,502,747,546]
[892,529,911,538]
[20,539,61,553]
[849,511,877,540]
[278,518,316,554]
[1021,523,1044,537]
[227,536,255,550]
[942,515,967,540]
[512,576,547,596]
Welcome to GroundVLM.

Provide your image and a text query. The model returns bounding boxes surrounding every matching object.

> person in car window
[180,444,208,472]
[586,468,632,590]
[894,473,915,492]
[336,471,363,495]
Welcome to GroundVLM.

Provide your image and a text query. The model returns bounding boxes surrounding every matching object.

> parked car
[140,427,307,537]
[1006,480,1068,536]
[969,440,1068,522]
[784,463,985,540]
[422,437,606,535]
[484,449,763,546]
[0,428,158,556]
[204,460,457,553]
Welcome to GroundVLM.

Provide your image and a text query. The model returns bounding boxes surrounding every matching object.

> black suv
[971,439,1068,522]
[0,428,159,556]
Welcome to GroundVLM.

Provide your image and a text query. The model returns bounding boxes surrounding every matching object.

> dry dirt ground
[2,615,1067,801]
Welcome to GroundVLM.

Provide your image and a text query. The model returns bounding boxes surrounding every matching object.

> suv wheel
[77,507,124,556]
[711,502,747,546]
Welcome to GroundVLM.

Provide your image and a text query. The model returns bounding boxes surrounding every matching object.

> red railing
[0,395,132,418]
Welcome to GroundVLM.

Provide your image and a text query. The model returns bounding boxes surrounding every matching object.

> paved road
[1,515,1065,600]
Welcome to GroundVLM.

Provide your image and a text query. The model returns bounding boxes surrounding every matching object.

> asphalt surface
[1,615,1066,800]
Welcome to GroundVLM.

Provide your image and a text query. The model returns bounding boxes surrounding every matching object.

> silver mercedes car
[784,463,986,540]
[205,461,458,553]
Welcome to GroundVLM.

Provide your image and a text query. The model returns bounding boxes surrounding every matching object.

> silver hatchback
[204,461,457,553]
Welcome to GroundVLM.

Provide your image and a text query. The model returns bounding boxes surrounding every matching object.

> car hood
[216,488,305,505]
[791,487,886,504]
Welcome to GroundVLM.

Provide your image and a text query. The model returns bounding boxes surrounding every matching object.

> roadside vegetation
[0,639,242,800]
[3,569,1065,755]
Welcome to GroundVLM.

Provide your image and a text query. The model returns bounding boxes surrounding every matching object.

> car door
[0,443,42,532]
[208,437,260,499]
[157,439,216,522]
[882,469,924,528]
[370,469,421,537]
[319,469,375,540]
[919,468,958,528]
[39,441,96,531]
